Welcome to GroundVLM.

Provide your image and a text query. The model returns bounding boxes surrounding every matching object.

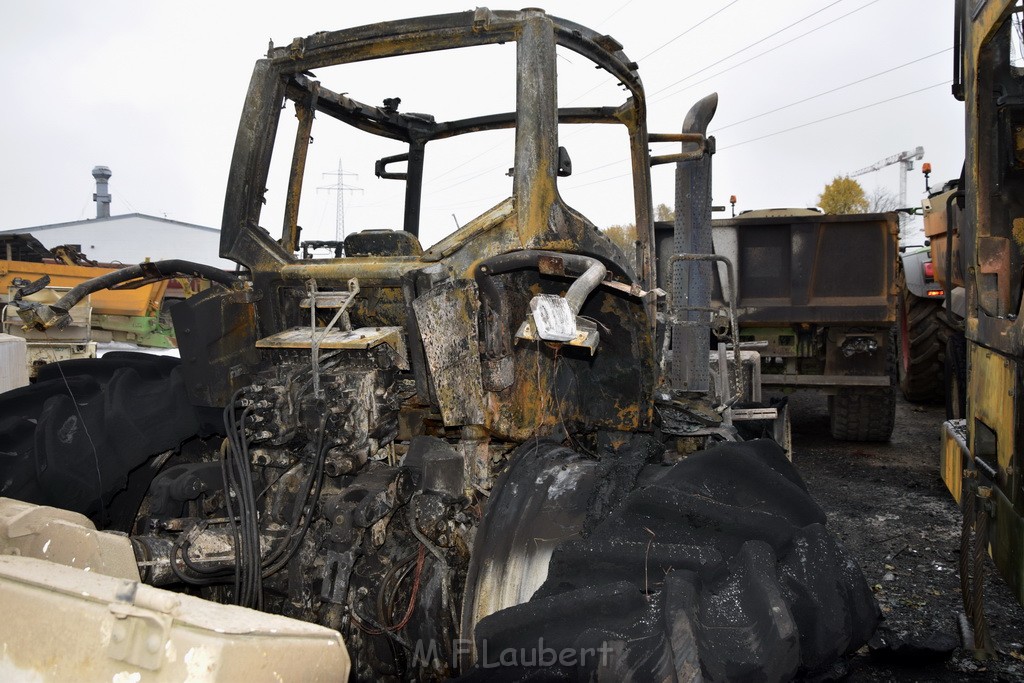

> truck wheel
[829,330,896,442]
[945,331,967,420]
[897,285,947,403]
[829,387,896,441]
[0,352,202,529]
[465,439,879,681]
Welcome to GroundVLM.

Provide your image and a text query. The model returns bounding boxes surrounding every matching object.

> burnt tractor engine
[130,335,477,679]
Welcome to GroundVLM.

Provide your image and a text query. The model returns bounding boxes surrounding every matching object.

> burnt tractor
[0,9,878,681]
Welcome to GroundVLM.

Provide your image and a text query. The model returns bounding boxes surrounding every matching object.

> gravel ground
[785,391,1024,681]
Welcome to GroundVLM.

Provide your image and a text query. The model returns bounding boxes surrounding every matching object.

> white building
[0,167,234,269]
[0,213,233,269]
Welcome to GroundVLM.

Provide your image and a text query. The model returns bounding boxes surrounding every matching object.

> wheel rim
[461,442,603,665]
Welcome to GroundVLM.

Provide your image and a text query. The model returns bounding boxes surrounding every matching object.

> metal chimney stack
[92,166,112,219]
[671,93,718,395]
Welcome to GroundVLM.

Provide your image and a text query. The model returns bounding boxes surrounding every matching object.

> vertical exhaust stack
[671,93,718,395]
[92,166,112,219]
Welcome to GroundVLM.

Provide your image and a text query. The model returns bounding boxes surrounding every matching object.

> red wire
[353,543,427,635]
[389,544,426,631]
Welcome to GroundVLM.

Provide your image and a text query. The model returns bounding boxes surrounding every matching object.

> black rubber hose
[473,249,609,338]
[20,259,241,330]
[944,191,965,329]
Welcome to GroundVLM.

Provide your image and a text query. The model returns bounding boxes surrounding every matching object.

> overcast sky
[1,0,960,251]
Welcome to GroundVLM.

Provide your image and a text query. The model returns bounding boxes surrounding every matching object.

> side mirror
[557,146,572,177]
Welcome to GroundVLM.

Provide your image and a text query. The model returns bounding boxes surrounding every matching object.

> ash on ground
[786,392,1024,682]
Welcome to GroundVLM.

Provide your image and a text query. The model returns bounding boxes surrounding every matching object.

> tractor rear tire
[897,285,947,403]
[0,352,203,529]
[464,439,879,682]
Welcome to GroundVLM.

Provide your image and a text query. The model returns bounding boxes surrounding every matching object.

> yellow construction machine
[938,0,1024,654]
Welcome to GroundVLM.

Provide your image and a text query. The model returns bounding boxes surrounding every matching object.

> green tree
[655,203,675,222]
[818,176,869,214]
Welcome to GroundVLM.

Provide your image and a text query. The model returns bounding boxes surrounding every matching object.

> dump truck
[685,208,901,441]
[0,9,879,680]
[937,0,1024,654]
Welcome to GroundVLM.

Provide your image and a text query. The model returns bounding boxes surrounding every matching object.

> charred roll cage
[182,7,708,436]
[221,8,660,279]
[4,8,880,681]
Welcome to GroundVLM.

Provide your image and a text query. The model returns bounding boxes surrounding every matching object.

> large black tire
[945,331,967,420]
[0,352,203,528]
[829,330,897,442]
[897,284,948,403]
[829,386,896,442]
[464,440,880,682]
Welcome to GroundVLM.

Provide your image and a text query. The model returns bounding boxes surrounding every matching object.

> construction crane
[851,146,925,206]
[850,146,924,236]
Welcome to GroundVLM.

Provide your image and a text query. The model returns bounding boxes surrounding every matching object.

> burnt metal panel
[412,279,486,426]
[170,287,260,407]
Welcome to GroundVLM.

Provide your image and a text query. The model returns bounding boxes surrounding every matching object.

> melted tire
[464,440,879,682]
[0,352,201,527]
[898,286,947,403]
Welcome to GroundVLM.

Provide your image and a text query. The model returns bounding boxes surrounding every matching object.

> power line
[379,0,878,201]
[565,0,742,106]
[648,0,851,98]
[595,0,637,28]
[566,167,632,191]
[567,80,952,190]
[427,0,735,186]
[337,2,907,211]
[711,47,952,131]
[717,80,952,151]
[637,0,743,62]
[652,0,883,103]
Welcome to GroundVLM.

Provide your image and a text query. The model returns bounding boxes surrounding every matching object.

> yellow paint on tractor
[941,339,1024,606]
[940,423,964,504]
[970,344,1017,483]
[941,342,1017,512]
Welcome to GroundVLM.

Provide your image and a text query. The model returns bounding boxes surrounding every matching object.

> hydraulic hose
[474,249,608,315]
[944,191,965,329]
[474,250,608,345]
[15,259,241,331]
[563,257,607,316]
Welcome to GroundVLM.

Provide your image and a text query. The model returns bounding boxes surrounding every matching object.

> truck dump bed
[710,211,899,325]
